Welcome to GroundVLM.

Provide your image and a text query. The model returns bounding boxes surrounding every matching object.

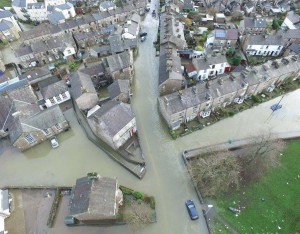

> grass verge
[213,140,300,233]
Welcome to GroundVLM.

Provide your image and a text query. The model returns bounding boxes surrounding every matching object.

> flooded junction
[2,5,300,234]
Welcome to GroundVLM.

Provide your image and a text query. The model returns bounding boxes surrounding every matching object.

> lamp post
[204,204,213,216]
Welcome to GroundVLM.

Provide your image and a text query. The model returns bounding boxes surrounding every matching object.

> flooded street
[1,5,300,234]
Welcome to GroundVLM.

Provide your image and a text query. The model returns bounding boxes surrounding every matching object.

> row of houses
[159,54,300,130]
[14,4,143,68]
[0,52,134,152]
[158,4,187,96]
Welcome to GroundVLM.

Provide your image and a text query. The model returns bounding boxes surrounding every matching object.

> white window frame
[24,134,36,143]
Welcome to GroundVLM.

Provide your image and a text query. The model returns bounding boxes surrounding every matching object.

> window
[24,134,35,143]
[56,95,61,102]
[43,129,50,135]
[278,46,281,50]
[49,98,55,104]
[61,92,67,99]
[55,124,61,130]
[212,65,215,69]
[266,46,269,49]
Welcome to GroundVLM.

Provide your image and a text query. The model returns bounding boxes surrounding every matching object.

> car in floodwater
[141,36,146,42]
[50,137,59,149]
[185,200,199,220]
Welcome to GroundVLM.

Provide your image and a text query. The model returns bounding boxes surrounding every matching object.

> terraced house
[159,55,300,130]
[0,79,69,151]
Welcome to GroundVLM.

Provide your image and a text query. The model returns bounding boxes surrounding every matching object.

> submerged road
[1,2,300,234]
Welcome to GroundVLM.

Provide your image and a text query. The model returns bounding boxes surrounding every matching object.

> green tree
[226,48,235,57]
[232,56,242,66]
[272,18,281,30]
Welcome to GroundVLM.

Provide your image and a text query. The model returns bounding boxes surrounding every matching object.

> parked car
[140,32,147,37]
[50,137,59,149]
[141,36,146,42]
[271,103,282,111]
[185,200,199,220]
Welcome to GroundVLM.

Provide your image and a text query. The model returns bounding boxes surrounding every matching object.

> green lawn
[0,0,11,8]
[214,140,300,233]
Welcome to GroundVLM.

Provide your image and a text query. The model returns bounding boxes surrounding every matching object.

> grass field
[214,140,300,233]
[0,0,11,8]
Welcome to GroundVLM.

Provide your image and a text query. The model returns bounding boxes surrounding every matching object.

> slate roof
[79,63,105,77]
[158,44,183,85]
[244,17,267,28]
[286,11,300,24]
[109,34,124,53]
[12,0,26,7]
[15,45,33,57]
[69,71,96,100]
[0,96,14,131]
[107,79,130,99]
[48,12,65,25]
[288,43,300,53]
[0,10,13,19]
[20,25,51,41]
[25,105,66,130]
[283,29,300,39]
[55,3,73,10]
[193,54,227,71]
[247,34,284,45]
[0,20,13,31]
[88,100,134,137]
[19,66,52,83]
[69,176,117,218]
[100,1,115,10]
[106,52,131,72]
[226,29,238,40]
[39,78,67,99]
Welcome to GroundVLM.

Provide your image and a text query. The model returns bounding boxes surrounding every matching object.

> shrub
[120,187,132,195]
[133,191,143,199]
[149,196,155,209]
[251,95,261,103]
[228,111,235,117]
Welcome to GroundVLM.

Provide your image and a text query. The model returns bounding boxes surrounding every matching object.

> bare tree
[207,7,218,16]
[123,200,153,232]
[238,131,286,181]
[187,148,241,197]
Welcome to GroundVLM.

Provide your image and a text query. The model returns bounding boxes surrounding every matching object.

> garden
[117,186,156,230]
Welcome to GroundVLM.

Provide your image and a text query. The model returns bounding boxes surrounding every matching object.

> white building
[27,2,48,21]
[192,54,231,80]
[122,14,140,39]
[281,11,300,30]
[242,34,284,57]
[12,0,72,22]
[53,3,76,19]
